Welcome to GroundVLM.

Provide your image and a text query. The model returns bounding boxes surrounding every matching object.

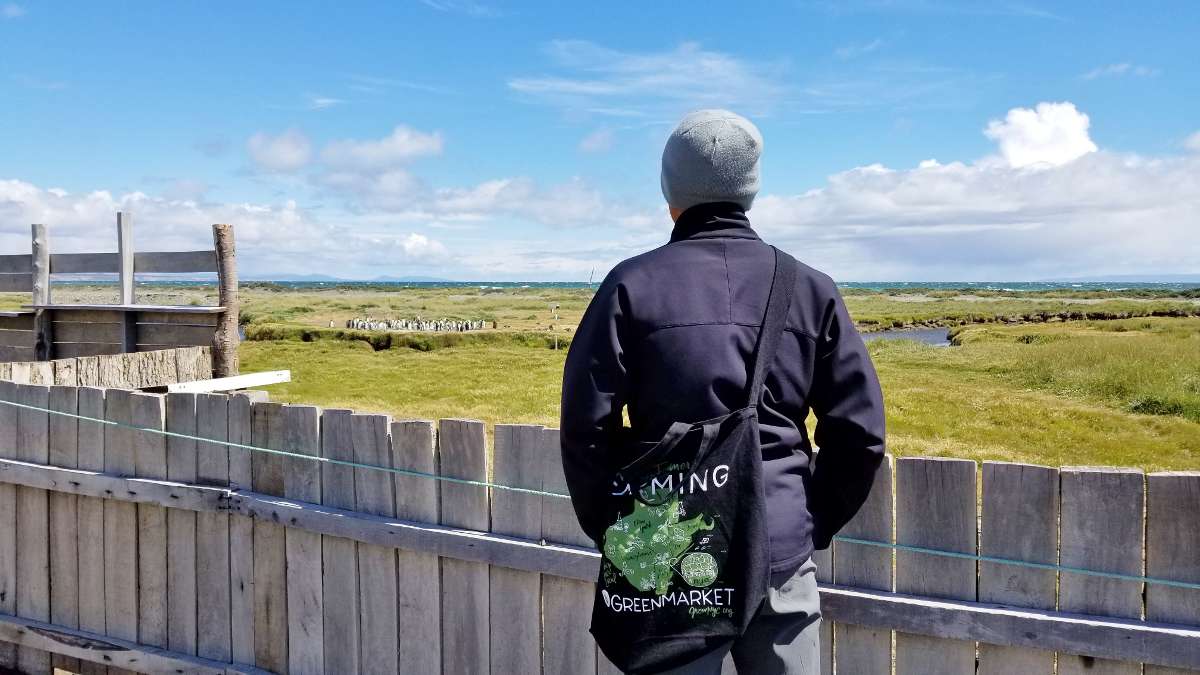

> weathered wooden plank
[195,393,232,662]
[978,462,1058,675]
[164,392,199,656]
[132,392,169,651]
[45,309,126,324]
[211,224,239,378]
[0,328,36,348]
[353,413,398,675]
[894,457,977,675]
[175,345,214,383]
[0,254,32,274]
[318,409,360,675]
[138,322,215,348]
[51,320,124,344]
[811,535,833,675]
[283,404,323,675]
[392,419,441,675]
[1146,472,1200,675]
[0,314,34,331]
[118,212,134,304]
[820,585,1200,671]
[139,311,221,327]
[540,427,598,675]
[15,383,52,673]
[1059,467,1144,675]
[0,273,34,292]
[0,612,276,675]
[52,357,78,385]
[135,249,219,274]
[54,342,122,358]
[251,400,288,673]
[0,382,21,668]
[27,303,225,314]
[48,385,82,673]
[439,418,490,675]
[0,346,35,363]
[490,424,544,675]
[75,387,107,675]
[832,454,893,675]
[27,361,53,384]
[227,392,256,667]
[49,251,120,274]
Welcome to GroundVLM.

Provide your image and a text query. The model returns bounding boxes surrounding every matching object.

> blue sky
[1,1,1198,280]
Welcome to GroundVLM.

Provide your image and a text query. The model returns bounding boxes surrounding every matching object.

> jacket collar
[669,202,761,242]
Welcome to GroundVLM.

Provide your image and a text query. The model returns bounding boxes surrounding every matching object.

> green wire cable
[3,397,1200,591]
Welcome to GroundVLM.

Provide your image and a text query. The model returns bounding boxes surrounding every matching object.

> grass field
[240,315,1200,471]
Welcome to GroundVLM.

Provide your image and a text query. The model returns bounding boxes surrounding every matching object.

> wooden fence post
[0,382,19,670]
[117,212,134,306]
[392,419,441,675]
[1146,471,1200,675]
[31,223,52,361]
[352,413,398,674]
[319,409,360,675]
[212,224,238,378]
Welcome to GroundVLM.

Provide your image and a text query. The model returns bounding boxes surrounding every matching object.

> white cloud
[416,0,499,18]
[834,38,884,59]
[578,128,614,153]
[321,125,444,170]
[983,102,1098,168]
[1,3,24,18]
[0,179,450,276]
[247,129,312,173]
[307,95,345,110]
[509,40,786,117]
[1082,63,1159,80]
[1185,131,1200,153]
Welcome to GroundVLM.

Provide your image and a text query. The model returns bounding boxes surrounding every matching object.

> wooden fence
[0,214,238,376]
[0,384,1197,673]
[0,347,211,389]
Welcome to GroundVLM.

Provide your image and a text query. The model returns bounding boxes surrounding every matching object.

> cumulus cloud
[578,128,614,153]
[321,126,444,170]
[983,102,1098,168]
[247,129,312,173]
[1185,131,1200,153]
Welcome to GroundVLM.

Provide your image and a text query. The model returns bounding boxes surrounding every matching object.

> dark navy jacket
[560,202,886,574]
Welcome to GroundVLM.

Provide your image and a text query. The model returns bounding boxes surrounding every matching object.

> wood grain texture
[1145,472,1200,675]
[134,249,218,274]
[391,419,441,675]
[48,385,82,673]
[894,457,977,675]
[132,392,169,651]
[438,418,490,675]
[978,462,1058,675]
[227,392,256,667]
[490,424,544,675]
[319,409,360,675]
[196,393,232,662]
[15,383,51,673]
[540,427,598,675]
[165,392,199,656]
[832,454,893,675]
[251,401,288,673]
[1059,467,1144,675]
[352,413,398,675]
[282,404,324,675]
[76,387,107,675]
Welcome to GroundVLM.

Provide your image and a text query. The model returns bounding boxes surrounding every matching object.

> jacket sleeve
[560,275,631,544]
[806,287,886,550]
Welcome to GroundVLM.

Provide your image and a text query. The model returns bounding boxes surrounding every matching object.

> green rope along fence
[2,396,1199,592]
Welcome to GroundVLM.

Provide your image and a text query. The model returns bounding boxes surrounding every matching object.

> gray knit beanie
[661,109,763,212]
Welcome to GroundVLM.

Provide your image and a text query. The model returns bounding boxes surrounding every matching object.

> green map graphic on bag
[602,494,715,594]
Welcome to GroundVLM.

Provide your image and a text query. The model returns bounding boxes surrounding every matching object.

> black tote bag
[591,246,798,674]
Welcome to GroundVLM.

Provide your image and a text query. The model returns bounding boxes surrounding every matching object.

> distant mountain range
[1036,274,1200,283]
[243,274,456,283]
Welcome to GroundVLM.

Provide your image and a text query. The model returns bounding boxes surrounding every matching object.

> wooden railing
[0,384,1196,674]
[0,214,238,376]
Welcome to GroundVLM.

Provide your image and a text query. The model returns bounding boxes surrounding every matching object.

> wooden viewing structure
[0,213,239,377]
[0,381,1196,673]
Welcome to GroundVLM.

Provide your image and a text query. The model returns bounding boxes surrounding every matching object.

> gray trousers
[656,558,822,675]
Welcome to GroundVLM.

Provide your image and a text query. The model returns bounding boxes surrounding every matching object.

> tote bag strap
[746,246,797,409]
